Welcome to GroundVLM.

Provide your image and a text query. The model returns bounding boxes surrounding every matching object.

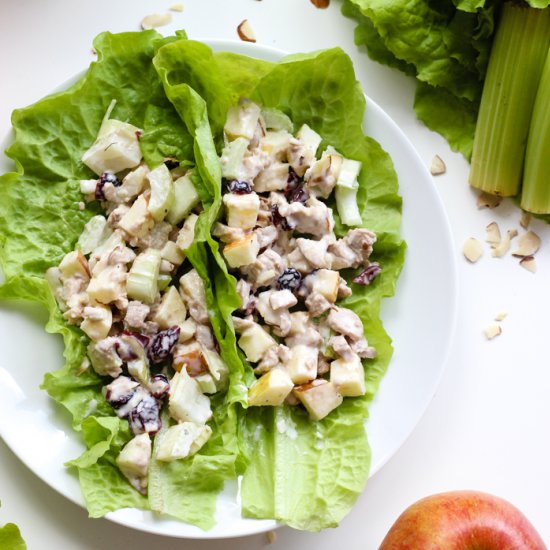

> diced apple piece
[176,213,198,252]
[223,233,260,268]
[223,192,260,230]
[118,194,154,238]
[224,99,261,141]
[147,164,174,222]
[221,137,249,180]
[127,357,150,386]
[86,265,125,304]
[178,318,197,342]
[173,342,209,376]
[337,158,362,189]
[118,164,149,202]
[253,162,290,193]
[248,368,294,406]
[202,348,229,391]
[89,231,124,265]
[153,286,187,329]
[195,373,218,394]
[80,179,98,194]
[179,269,208,324]
[80,304,112,341]
[306,154,343,198]
[238,323,277,362]
[116,433,151,479]
[169,370,212,425]
[82,120,142,176]
[59,250,90,279]
[260,130,293,160]
[161,241,185,266]
[156,422,212,462]
[310,269,340,302]
[293,379,343,421]
[297,124,322,156]
[330,354,366,397]
[166,173,200,226]
[286,345,318,384]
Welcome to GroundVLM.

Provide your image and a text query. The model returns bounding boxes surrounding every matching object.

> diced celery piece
[220,137,249,180]
[336,159,361,189]
[224,99,261,141]
[335,186,362,226]
[77,215,112,255]
[127,249,161,304]
[157,274,172,291]
[261,108,294,133]
[147,164,174,222]
[166,174,200,225]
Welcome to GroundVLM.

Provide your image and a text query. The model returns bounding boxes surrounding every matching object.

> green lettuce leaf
[0,522,26,550]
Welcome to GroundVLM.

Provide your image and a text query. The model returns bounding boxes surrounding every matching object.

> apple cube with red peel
[330,354,366,397]
[293,379,343,421]
[379,490,546,550]
[248,368,294,406]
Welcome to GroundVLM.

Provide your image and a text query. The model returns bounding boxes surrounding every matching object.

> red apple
[379,491,546,550]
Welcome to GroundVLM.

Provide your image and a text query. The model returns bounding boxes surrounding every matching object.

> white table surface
[1,1,549,548]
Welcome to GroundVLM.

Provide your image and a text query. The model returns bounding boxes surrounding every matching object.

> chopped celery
[165,173,200,225]
[335,186,362,226]
[469,3,550,196]
[337,158,361,189]
[127,249,161,304]
[521,47,550,214]
[261,107,294,133]
[147,164,175,221]
[220,137,249,180]
[77,215,112,255]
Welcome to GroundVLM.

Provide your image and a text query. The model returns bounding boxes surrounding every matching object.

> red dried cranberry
[106,387,135,409]
[271,204,292,231]
[147,326,180,364]
[95,171,121,200]
[353,264,382,286]
[284,168,308,203]
[277,268,301,291]
[228,180,252,194]
[128,394,161,435]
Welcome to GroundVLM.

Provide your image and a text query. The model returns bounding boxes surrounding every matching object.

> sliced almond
[266,531,277,544]
[310,0,330,7]
[476,191,502,209]
[141,13,172,29]
[484,323,502,340]
[519,256,537,273]
[519,211,532,229]
[169,3,184,11]
[430,155,446,176]
[485,221,501,247]
[491,229,518,258]
[512,230,541,257]
[494,311,508,322]
[237,19,256,42]
[463,237,483,263]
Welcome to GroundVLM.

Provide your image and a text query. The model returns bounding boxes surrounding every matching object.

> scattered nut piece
[169,3,184,11]
[512,230,541,257]
[430,155,446,176]
[237,19,256,42]
[494,311,508,322]
[484,323,502,340]
[485,221,501,247]
[141,13,172,29]
[266,530,277,544]
[491,229,518,258]
[520,211,532,229]
[519,256,537,273]
[463,237,483,263]
[310,0,330,7]
[476,191,502,209]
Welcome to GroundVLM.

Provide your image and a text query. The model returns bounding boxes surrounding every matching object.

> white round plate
[0,40,457,538]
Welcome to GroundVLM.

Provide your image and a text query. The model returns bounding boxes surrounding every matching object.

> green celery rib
[521,47,550,213]
[469,2,550,196]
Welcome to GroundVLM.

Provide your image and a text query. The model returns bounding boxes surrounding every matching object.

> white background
[0,0,549,548]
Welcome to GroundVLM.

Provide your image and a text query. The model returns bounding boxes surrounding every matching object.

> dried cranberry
[135,130,142,141]
[94,171,121,200]
[114,340,138,362]
[128,394,161,435]
[353,264,382,286]
[106,387,135,410]
[277,268,302,291]
[149,374,170,399]
[284,168,308,203]
[228,180,252,194]
[271,204,292,231]
[163,158,179,170]
[147,326,180,364]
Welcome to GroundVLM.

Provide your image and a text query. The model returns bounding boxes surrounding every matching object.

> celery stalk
[127,249,161,304]
[469,3,550,196]
[521,47,550,213]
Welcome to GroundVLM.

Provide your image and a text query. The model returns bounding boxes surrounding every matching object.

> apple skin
[379,491,546,550]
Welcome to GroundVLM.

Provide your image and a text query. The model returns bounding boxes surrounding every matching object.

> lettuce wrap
[0,30,404,531]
